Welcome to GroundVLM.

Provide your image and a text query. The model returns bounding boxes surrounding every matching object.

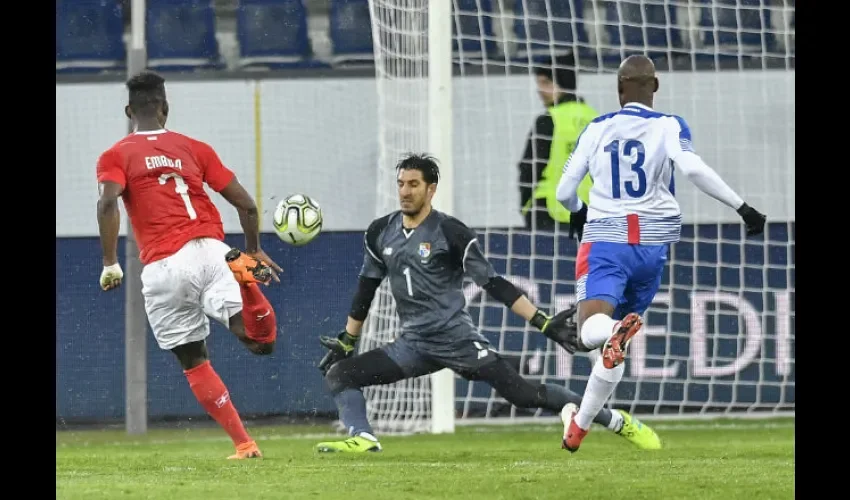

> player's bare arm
[344,317,365,336]
[218,178,283,281]
[97,180,124,291]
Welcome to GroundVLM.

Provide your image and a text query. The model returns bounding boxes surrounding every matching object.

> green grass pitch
[56,418,794,500]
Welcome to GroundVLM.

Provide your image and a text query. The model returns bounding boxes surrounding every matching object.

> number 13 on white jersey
[559,106,683,220]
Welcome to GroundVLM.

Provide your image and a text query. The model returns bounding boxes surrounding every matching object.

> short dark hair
[396,153,440,184]
[126,70,166,116]
[533,53,577,92]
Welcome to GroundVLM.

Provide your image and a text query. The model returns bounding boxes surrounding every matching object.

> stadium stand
[236,0,330,69]
[328,0,374,66]
[146,0,225,71]
[56,0,795,74]
[56,0,126,74]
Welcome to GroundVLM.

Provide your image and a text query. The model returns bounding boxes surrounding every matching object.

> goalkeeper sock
[185,361,252,446]
[608,410,625,433]
[574,359,626,431]
[240,283,277,343]
[334,388,375,437]
[581,313,619,350]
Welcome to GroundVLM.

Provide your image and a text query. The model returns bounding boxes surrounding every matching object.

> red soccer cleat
[561,403,588,453]
[601,313,643,369]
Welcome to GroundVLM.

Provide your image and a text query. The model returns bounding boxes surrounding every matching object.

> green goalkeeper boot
[616,410,662,450]
[316,434,382,453]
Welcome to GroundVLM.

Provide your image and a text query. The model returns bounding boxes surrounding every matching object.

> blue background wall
[56,224,794,422]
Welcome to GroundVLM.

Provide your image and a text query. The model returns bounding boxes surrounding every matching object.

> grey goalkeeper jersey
[360,209,497,340]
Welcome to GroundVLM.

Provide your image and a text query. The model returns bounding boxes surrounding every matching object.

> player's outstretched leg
[473,358,620,427]
[316,349,409,453]
[564,312,646,453]
[173,341,261,459]
[225,249,277,349]
[468,357,657,448]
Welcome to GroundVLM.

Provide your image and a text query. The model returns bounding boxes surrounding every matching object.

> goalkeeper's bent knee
[324,362,357,395]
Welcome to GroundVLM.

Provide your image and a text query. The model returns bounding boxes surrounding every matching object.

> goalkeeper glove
[568,203,588,242]
[318,330,359,375]
[100,263,124,291]
[529,305,588,354]
[737,203,766,236]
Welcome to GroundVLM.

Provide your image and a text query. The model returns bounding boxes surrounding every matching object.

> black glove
[317,330,359,375]
[737,203,766,236]
[529,306,589,354]
[568,203,588,241]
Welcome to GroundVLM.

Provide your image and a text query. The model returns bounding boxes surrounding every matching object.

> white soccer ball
[272,194,323,246]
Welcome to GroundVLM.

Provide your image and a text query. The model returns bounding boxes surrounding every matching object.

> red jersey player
[96,71,281,460]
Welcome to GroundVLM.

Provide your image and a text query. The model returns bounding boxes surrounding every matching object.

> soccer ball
[272,194,323,246]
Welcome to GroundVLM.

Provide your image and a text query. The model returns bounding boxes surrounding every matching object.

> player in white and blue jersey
[554,55,766,453]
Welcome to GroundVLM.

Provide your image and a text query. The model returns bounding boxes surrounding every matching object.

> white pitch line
[56,421,793,448]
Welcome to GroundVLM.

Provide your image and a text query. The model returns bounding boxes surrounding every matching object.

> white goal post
[361,0,795,434]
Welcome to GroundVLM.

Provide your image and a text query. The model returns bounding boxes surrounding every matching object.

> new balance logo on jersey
[383,247,393,255]
[144,155,183,170]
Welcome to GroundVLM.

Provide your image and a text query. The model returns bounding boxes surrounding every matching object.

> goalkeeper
[315,154,661,453]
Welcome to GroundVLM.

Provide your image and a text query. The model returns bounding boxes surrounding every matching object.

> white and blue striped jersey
[556,102,743,245]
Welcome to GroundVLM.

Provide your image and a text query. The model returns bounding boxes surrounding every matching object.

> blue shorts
[575,242,668,319]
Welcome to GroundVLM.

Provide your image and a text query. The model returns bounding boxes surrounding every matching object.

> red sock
[240,283,277,343]
[184,361,252,446]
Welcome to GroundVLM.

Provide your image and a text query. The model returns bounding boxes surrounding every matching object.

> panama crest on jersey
[418,242,431,260]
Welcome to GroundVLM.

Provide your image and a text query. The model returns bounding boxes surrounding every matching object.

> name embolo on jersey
[359,210,497,338]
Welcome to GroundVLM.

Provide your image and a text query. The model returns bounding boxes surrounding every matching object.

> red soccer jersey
[96,129,235,265]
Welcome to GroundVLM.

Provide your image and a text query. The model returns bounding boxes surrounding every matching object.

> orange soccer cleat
[225,248,272,286]
[227,440,263,460]
[601,313,643,369]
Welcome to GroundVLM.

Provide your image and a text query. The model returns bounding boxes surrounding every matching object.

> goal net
[360,0,795,433]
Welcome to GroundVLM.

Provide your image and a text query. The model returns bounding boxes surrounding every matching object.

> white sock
[574,358,626,430]
[607,409,624,433]
[587,348,601,366]
[581,313,618,350]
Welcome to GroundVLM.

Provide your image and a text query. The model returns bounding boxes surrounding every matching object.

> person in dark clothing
[519,53,598,233]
